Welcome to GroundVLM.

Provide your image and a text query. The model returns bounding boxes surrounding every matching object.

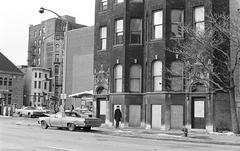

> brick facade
[94,0,236,132]
[0,53,24,114]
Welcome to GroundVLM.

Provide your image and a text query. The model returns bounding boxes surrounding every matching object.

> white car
[38,111,102,131]
[16,106,46,118]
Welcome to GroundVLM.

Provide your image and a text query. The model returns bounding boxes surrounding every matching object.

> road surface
[0,117,240,151]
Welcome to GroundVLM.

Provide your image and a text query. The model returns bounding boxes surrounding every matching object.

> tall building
[0,52,24,114]
[94,0,239,132]
[28,15,86,108]
[64,26,94,109]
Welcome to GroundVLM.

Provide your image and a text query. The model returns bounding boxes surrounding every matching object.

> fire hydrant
[182,127,188,137]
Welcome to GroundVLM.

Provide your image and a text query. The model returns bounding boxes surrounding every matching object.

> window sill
[114,2,124,6]
[130,2,143,3]
[150,38,163,42]
[169,37,184,40]
[113,44,124,48]
[129,43,143,46]
[97,49,107,52]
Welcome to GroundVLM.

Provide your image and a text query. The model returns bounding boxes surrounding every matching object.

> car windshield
[65,112,81,117]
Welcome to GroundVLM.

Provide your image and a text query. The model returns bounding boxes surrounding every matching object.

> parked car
[16,106,46,118]
[38,111,102,131]
[36,106,52,114]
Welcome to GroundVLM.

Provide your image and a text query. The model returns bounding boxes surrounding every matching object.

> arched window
[152,61,162,91]
[129,65,141,92]
[4,78,7,86]
[114,64,123,92]
[0,77,2,85]
[170,61,184,91]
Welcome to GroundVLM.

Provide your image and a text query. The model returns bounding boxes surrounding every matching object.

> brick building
[94,0,240,132]
[0,52,24,114]
[27,15,86,108]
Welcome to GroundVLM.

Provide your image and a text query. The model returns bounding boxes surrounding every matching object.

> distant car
[16,106,46,118]
[73,108,93,117]
[36,107,52,114]
[38,111,102,131]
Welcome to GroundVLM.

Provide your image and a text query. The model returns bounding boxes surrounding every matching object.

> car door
[49,112,63,127]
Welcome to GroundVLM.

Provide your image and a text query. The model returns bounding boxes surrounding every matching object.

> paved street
[1,117,240,151]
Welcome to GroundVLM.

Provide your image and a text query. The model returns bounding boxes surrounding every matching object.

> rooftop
[0,52,23,75]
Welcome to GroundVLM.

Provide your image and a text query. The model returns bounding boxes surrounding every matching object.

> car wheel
[41,121,48,129]
[83,127,91,131]
[28,113,32,118]
[67,123,76,131]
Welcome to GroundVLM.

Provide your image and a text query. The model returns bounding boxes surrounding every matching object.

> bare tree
[169,13,240,134]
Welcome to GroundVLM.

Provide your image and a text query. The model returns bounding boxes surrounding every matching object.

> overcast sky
[0,0,95,66]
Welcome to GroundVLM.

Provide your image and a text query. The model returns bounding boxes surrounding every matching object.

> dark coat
[114,109,122,121]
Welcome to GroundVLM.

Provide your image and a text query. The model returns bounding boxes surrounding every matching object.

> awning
[68,90,93,98]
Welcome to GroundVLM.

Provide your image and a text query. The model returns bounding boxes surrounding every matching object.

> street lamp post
[39,7,67,111]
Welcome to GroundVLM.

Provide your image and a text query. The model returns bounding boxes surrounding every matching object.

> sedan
[16,106,46,118]
[38,111,102,131]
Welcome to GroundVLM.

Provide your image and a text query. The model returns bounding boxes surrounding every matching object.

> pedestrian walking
[114,105,122,128]
[71,105,74,111]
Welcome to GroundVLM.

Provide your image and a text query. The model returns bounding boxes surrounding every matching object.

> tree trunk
[229,77,239,134]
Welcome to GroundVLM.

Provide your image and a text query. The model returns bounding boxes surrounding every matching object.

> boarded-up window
[170,61,183,91]
[130,65,141,92]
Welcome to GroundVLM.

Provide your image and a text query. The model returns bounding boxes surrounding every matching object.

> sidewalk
[95,126,240,146]
[2,115,240,146]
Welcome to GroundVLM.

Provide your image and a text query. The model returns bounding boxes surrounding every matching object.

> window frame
[115,19,124,45]
[152,10,163,40]
[152,61,163,91]
[114,64,123,93]
[0,77,3,85]
[3,77,7,86]
[130,18,142,44]
[8,78,12,86]
[39,29,42,36]
[194,6,205,34]
[171,9,184,38]
[55,65,59,75]
[99,26,107,50]
[34,81,37,89]
[38,93,41,102]
[44,82,47,90]
[55,54,60,62]
[38,81,41,89]
[7,94,12,104]
[100,0,108,11]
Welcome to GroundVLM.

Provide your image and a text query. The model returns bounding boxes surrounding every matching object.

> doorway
[151,105,162,129]
[96,98,107,123]
[192,97,206,129]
